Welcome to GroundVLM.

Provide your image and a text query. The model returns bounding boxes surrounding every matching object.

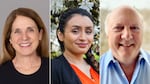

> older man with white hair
[100,5,150,84]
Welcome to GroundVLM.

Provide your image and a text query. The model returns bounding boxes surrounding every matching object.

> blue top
[100,49,150,84]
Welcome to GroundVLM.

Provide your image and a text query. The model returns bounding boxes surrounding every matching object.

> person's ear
[105,30,109,38]
[39,29,43,40]
[9,38,12,44]
[57,31,64,41]
[9,35,13,44]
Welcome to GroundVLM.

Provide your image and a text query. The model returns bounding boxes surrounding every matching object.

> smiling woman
[0,8,49,84]
[51,8,99,84]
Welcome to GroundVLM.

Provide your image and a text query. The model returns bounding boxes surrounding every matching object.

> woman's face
[10,15,42,56]
[58,14,94,55]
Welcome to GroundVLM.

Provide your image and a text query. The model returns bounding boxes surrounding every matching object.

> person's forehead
[66,14,93,26]
[111,6,138,18]
[108,6,142,24]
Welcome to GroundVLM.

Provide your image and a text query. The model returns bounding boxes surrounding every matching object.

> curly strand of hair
[85,48,99,74]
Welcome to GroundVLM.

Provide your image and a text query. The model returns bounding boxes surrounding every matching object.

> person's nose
[21,32,29,41]
[79,32,86,41]
[121,27,133,41]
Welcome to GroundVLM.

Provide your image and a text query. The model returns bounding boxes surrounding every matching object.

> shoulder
[140,49,150,63]
[51,55,81,84]
[41,57,49,64]
[40,57,49,72]
[51,54,72,73]
[100,50,113,64]
[100,50,114,74]
[0,61,11,71]
[51,55,66,71]
[51,55,69,83]
[51,55,66,66]
[0,61,12,77]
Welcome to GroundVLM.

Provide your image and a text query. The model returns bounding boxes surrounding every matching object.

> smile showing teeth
[119,40,134,47]
[119,44,133,47]
[19,43,31,47]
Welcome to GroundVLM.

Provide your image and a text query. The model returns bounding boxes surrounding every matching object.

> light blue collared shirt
[100,49,150,84]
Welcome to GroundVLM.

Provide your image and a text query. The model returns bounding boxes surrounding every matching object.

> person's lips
[19,43,31,47]
[76,43,88,48]
[119,43,134,47]
[119,40,134,48]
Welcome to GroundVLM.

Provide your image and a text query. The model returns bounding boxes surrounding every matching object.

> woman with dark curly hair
[52,8,99,84]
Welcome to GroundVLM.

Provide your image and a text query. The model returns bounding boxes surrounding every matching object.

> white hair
[104,5,144,35]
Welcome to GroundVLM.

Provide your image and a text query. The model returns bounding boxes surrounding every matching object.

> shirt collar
[105,49,116,66]
[139,49,150,64]
[106,48,150,66]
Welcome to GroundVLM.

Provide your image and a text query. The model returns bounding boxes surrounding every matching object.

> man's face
[107,8,143,64]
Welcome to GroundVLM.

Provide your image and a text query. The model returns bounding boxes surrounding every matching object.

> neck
[12,53,41,69]
[63,50,92,79]
[13,53,40,63]
[63,50,86,65]
[14,56,40,62]
[120,58,138,83]
[12,54,41,75]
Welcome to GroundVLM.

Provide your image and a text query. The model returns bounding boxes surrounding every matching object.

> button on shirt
[100,49,150,84]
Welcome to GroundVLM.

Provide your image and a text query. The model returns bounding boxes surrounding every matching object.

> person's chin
[77,48,88,53]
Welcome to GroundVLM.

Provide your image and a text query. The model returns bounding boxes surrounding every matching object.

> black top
[51,55,82,84]
[0,57,49,84]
